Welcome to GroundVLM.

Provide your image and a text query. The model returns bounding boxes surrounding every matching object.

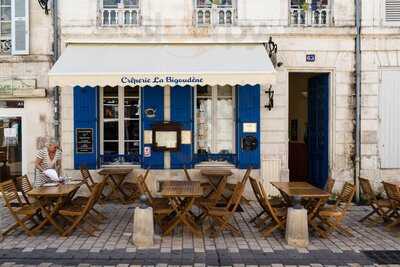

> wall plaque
[76,128,93,153]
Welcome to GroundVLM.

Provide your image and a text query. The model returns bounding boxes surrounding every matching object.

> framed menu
[152,122,181,152]
[76,128,93,153]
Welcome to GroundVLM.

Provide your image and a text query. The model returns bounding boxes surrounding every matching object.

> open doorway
[289,73,329,188]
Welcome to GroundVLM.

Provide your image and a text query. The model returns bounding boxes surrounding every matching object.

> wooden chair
[315,182,356,238]
[0,180,42,236]
[203,181,245,237]
[382,181,400,229]
[183,166,211,192]
[359,177,391,223]
[326,177,335,194]
[59,180,107,237]
[249,176,285,224]
[123,167,150,202]
[136,174,174,228]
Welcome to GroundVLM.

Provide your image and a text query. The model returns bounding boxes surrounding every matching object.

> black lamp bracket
[38,0,50,15]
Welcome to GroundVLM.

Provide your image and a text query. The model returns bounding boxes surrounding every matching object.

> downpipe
[355,0,362,203]
[52,0,60,142]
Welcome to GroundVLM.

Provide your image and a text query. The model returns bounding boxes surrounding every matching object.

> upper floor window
[101,0,140,27]
[385,0,400,23]
[290,0,331,26]
[195,0,236,27]
[0,0,11,54]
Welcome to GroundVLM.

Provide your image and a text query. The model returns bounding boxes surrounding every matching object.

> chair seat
[319,208,343,217]
[269,198,286,208]
[59,204,84,216]
[15,202,41,215]
[376,199,392,208]
[71,196,89,206]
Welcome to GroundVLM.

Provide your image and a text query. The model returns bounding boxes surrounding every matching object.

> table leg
[33,197,65,235]
[105,174,129,202]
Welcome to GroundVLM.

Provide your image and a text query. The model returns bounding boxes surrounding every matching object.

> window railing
[101,5,140,26]
[0,39,11,55]
[290,6,330,26]
[195,4,236,26]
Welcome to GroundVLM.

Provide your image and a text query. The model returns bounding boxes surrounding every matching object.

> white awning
[49,44,276,87]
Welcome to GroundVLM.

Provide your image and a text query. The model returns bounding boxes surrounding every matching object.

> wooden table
[271,182,330,243]
[384,180,400,187]
[28,182,82,235]
[98,168,133,203]
[160,181,203,236]
[200,169,233,200]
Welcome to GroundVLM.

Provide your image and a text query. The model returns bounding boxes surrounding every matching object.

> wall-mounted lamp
[38,0,50,15]
[264,37,283,68]
[265,85,274,111]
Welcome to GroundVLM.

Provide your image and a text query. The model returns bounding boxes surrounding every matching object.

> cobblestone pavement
[1,201,400,266]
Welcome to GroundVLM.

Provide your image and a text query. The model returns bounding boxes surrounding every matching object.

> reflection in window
[196,85,234,155]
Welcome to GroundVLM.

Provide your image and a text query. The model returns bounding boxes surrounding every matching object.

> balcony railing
[101,6,140,26]
[195,5,236,26]
[0,39,11,55]
[290,6,330,26]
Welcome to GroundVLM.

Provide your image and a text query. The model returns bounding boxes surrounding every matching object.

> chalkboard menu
[76,128,93,153]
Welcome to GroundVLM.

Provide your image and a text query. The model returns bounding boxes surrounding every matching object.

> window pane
[217,85,232,97]
[104,121,119,140]
[125,141,139,155]
[0,7,11,21]
[103,0,118,8]
[216,99,233,153]
[197,85,212,97]
[104,142,119,154]
[124,98,139,119]
[0,21,11,35]
[124,0,139,7]
[1,0,11,5]
[124,120,139,140]
[196,98,212,153]
[104,86,118,97]
[124,86,139,97]
[104,98,118,119]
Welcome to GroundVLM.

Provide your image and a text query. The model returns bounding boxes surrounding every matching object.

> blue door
[308,74,329,188]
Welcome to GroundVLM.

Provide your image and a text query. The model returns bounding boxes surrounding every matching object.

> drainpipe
[52,0,60,142]
[355,0,362,203]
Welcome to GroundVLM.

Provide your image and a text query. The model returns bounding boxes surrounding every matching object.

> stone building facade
[0,0,54,181]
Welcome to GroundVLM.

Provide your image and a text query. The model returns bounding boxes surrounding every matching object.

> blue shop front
[49,44,275,171]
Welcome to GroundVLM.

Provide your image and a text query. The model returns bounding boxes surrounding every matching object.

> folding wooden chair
[359,177,391,223]
[136,174,174,228]
[0,180,42,236]
[326,177,335,194]
[123,167,150,202]
[59,180,107,237]
[249,176,285,224]
[382,181,400,229]
[315,182,355,238]
[203,181,245,237]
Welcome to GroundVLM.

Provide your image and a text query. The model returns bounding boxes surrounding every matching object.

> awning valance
[48,44,276,87]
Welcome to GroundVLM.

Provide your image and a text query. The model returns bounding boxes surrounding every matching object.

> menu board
[76,128,93,153]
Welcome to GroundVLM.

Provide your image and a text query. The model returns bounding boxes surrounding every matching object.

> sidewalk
[1,202,400,266]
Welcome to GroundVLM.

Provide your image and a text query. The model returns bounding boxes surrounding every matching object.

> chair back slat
[183,166,192,182]
[226,182,245,213]
[359,177,376,203]
[258,179,285,224]
[80,165,96,189]
[137,174,155,204]
[0,180,23,207]
[15,175,33,204]
[249,176,264,208]
[207,175,228,206]
[241,167,252,186]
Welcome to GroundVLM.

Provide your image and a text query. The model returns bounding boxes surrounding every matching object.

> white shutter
[11,0,29,55]
[386,0,400,22]
[379,70,400,168]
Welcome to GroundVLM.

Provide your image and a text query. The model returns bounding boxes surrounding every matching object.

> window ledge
[194,161,235,169]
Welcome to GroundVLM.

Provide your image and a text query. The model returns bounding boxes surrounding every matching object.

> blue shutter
[170,85,193,169]
[141,86,164,169]
[74,86,98,169]
[236,85,261,169]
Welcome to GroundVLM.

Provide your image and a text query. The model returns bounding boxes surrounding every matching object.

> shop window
[101,0,140,26]
[196,85,235,160]
[0,0,11,54]
[290,0,330,26]
[100,86,140,165]
[195,0,236,27]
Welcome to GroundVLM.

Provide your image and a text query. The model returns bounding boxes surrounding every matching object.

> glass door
[0,116,22,181]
